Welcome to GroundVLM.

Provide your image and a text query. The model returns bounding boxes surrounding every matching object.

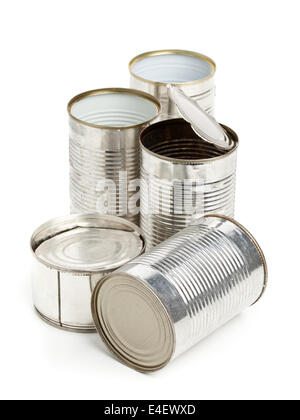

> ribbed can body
[68,88,160,224]
[130,77,215,120]
[140,119,238,248]
[129,50,216,120]
[69,120,140,223]
[93,216,267,370]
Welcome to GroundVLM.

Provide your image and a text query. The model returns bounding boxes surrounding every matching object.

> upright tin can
[92,215,268,372]
[31,214,145,332]
[129,50,216,120]
[68,88,160,224]
[140,118,238,248]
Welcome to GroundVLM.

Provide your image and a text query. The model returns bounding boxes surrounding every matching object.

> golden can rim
[203,214,268,304]
[129,49,216,87]
[67,87,161,130]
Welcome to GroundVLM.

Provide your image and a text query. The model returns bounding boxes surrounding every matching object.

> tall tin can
[68,88,160,224]
[129,50,216,120]
[91,215,267,372]
[31,214,145,333]
[140,118,238,248]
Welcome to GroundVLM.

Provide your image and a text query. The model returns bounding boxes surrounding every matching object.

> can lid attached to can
[91,273,175,372]
[31,214,146,273]
[168,85,232,150]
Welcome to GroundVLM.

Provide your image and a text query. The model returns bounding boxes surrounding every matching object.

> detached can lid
[168,84,232,150]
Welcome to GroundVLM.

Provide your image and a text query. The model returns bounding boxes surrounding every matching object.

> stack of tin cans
[31,50,268,372]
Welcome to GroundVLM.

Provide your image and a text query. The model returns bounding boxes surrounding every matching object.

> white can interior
[131,53,214,84]
[70,91,159,127]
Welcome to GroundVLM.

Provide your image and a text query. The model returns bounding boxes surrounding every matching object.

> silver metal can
[31,214,145,333]
[91,215,267,372]
[68,88,160,224]
[140,118,238,248]
[129,50,216,120]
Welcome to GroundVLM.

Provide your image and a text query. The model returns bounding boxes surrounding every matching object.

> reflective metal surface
[129,50,216,120]
[140,118,238,248]
[68,88,160,224]
[92,215,267,372]
[31,214,145,332]
[168,85,232,150]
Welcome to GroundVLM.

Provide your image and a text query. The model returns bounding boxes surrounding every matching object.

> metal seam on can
[58,272,62,327]
[34,308,96,333]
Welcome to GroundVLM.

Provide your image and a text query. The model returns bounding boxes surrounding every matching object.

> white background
[0,0,299,401]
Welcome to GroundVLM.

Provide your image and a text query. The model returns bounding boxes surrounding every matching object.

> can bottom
[34,307,96,334]
[92,273,175,372]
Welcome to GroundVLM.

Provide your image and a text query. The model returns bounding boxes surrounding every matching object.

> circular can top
[67,88,160,130]
[31,214,145,273]
[129,49,216,86]
[92,273,175,372]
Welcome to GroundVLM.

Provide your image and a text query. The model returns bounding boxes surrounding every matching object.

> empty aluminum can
[129,49,216,120]
[140,118,238,248]
[91,215,267,372]
[31,214,145,333]
[68,88,160,224]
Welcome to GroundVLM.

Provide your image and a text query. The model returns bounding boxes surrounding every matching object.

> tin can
[129,50,216,120]
[68,88,160,224]
[91,215,267,372]
[140,118,238,248]
[31,214,145,333]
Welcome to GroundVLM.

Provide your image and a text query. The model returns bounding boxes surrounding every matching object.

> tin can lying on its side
[31,214,145,333]
[129,49,216,120]
[91,215,267,372]
[140,118,238,248]
[68,88,160,224]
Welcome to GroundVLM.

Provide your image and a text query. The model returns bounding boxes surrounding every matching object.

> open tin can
[31,214,145,332]
[91,215,268,372]
[140,86,238,248]
[129,49,216,120]
[68,88,160,224]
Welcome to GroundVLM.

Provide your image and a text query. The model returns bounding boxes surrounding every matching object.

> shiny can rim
[34,307,97,334]
[140,119,239,164]
[68,87,161,130]
[129,49,216,87]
